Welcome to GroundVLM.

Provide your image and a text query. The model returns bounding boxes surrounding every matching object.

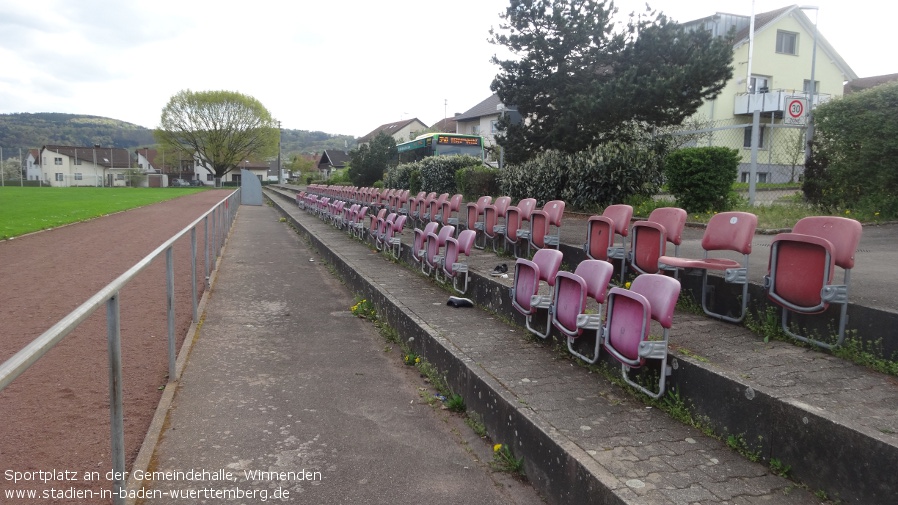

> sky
[0,0,894,138]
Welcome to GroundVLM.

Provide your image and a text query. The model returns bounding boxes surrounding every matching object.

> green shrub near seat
[664,146,740,213]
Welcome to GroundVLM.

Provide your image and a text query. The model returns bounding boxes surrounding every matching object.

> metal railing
[0,188,241,504]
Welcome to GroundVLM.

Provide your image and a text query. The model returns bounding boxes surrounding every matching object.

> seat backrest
[532,248,563,286]
[529,210,550,248]
[701,211,758,254]
[492,196,512,217]
[516,198,538,221]
[792,216,862,269]
[649,207,687,246]
[602,204,633,237]
[414,221,439,250]
[585,216,614,261]
[512,259,541,313]
[573,259,614,303]
[392,214,407,233]
[505,207,522,241]
[448,193,463,212]
[435,225,455,246]
[552,271,588,336]
[543,200,565,226]
[629,221,665,275]
[630,273,680,329]
[430,193,449,216]
[456,229,476,256]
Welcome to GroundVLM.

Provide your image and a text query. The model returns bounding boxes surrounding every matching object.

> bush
[456,165,500,200]
[500,124,667,209]
[665,146,740,213]
[384,162,416,190]
[806,81,898,218]
[418,155,482,194]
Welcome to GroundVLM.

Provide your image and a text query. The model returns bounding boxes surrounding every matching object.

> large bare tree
[155,90,279,178]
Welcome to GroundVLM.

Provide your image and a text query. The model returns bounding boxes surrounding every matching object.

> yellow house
[682,5,857,183]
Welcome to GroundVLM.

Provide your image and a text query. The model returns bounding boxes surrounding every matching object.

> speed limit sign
[785,98,807,125]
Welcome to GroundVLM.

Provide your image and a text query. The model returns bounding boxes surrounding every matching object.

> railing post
[191,227,198,322]
[204,215,210,288]
[166,247,176,381]
[106,293,126,505]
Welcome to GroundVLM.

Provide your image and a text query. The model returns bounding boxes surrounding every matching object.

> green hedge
[664,146,740,213]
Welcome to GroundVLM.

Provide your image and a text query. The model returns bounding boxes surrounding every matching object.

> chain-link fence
[0,146,34,186]
[665,115,808,206]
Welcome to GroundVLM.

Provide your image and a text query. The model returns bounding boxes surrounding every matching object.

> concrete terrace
[259,185,897,505]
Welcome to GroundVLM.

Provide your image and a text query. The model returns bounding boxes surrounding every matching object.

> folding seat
[436,193,464,229]
[396,189,411,216]
[601,273,680,399]
[510,248,564,339]
[330,200,345,227]
[505,198,537,258]
[317,197,330,219]
[423,193,449,225]
[439,229,477,294]
[627,207,687,277]
[659,211,758,323]
[416,192,437,227]
[412,221,439,266]
[403,191,425,217]
[422,225,455,276]
[350,206,369,239]
[295,191,306,209]
[483,196,512,251]
[550,259,614,363]
[341,203,360,230]
[367,208,387,241]
[763,216,862,349]
[464,195,492,248]
[584,205,633,274]
[528,200,566,253]
[374,213,397,251]
[385,214,408,260]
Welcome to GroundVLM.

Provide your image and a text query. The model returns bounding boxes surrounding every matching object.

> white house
[39,145,133,187]
[454,93,521,167]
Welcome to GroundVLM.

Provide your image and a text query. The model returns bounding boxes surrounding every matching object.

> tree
[348,132,397,187]
[806,81,898,217]
[490,0,734,164]
[155,90,279,179]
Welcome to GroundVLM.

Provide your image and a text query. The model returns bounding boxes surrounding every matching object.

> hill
[0,113,357,158]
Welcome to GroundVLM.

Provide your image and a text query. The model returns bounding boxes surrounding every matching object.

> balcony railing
[734,89,831,115]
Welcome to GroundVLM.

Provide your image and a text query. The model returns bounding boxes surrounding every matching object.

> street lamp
[799,5,819,161]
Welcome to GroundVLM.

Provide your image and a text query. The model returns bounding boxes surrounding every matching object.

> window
[55,173,64,181]
[749,75,770,94]
[740,172,769,183]
[74,158,81,165]
[803,79,820,94]
[116,174,124,180]
[232,174,241,182]
[743,125,766,148]
[776,30,798,55]
[206,173,214,182]
[471,125,481,135]
[74,173,82,180]
[490,120,499,134]
[54,157,63,165]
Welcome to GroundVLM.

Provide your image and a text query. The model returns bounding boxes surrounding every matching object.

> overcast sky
[0,1,893,138]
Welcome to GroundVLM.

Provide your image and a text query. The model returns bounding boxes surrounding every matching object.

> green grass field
[0,187,208,240]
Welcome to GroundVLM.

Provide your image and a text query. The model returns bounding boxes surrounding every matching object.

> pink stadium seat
[423,225,455,276]
[483,196,512,252]
[511,249,563,339]
[602,273,681,399]
[551,260,614,363]
[627,207,687,277]
[659,211,757,323]
[440,229,477,294]
[529,200,566,253]
[764,216,862,349]
[412,221,439,266]
[584,204,633,271]
[465,195,493,249]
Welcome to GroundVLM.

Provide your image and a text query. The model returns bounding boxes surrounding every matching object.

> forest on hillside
[0,113,356,158]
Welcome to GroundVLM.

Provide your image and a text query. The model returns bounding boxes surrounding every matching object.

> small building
[454,93,520,167]
[317,150,350,179]
[39,145,133,187]
[358,118,429,147]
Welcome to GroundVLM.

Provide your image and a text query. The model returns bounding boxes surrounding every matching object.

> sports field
[0,186,208,239]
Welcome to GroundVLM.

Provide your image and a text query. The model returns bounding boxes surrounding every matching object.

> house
[25,149,40,181]
[358,118,428,146]
[844,72,898,95]
[429,116,458,134]
[317,150,350,179]
[453,93,520,166]
[39,145,133,187]
[682,5,857,183]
